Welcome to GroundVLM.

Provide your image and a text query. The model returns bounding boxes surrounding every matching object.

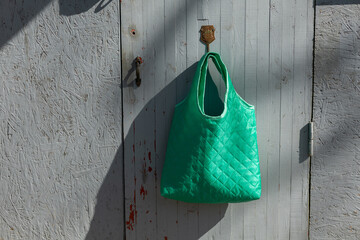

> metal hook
[135,56,143,87]
[200,25,215,52]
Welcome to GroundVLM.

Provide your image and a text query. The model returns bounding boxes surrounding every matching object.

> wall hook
[200,25,215,52]
[135,56,143,87]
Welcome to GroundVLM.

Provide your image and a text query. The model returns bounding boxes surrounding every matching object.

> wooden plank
[131,0,157,238]
[153,0,178,237]
[267,0,283,238]
[121,0,144,238]
[197,0,209,20]
[219,1,247,239]
[290,0,313,238]
[218,2,236,240]
[243,0,259,238]
[122,0,174,238]
[155,87,178,240]
[175,1,200,239]
[278,0,295,238]
[255,0,270,238]
[198,1,226,239]
[174,1,201,240]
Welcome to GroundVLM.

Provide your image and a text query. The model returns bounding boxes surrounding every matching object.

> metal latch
[135,56,143,87]
[309,121,314,157]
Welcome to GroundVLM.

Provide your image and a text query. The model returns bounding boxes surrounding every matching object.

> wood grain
[121,0,313,239]
[0,0,314,238]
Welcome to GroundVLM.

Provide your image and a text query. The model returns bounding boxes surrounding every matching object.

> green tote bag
[160,52,261,203]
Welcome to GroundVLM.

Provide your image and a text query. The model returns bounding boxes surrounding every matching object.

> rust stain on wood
[140,185,148,200]
[126,204,137,230]
[148,152,152,162]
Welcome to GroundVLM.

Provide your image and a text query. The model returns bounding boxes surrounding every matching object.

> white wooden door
[121,0,314,239]
[0,0,313,238]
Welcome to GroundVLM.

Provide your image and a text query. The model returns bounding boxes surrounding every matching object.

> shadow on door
[85,62,228,240]
[0,0,110,49]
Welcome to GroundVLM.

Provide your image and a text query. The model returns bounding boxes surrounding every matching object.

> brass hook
[200,25,215,52]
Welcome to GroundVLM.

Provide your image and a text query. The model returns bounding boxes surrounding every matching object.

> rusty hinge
[308,121,314,157]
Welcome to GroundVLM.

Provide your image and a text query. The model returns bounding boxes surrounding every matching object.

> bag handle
[197,52,229,115]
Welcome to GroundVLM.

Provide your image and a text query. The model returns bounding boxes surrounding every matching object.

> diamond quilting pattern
[160,52,261,203]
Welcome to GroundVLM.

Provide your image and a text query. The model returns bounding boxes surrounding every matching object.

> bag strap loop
[197,52,229,115]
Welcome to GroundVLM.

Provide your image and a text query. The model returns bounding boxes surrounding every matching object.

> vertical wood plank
[267,0,282,238]
[122,0,144,238]
[175,1,202,240]
[255,0,270,237]
[243,0,259,239]
[278,0,295,238]
[219,1,247,239]
[198,1,226,240]
[197,0,209,20]
[290,0,313,239]
[154,0,178,238]
[133,0,157,238]
[218,2,236,240]
[176,0,201,238]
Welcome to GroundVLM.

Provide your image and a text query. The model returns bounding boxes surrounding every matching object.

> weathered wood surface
[121,0,314,239]
[0,0,314,238]
[0,1,122,239]
[310,3,360,240]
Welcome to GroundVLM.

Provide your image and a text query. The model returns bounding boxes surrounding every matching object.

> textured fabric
[160,52,261,203]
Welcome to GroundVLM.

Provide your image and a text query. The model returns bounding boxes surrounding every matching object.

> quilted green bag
[160,52,261,203]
